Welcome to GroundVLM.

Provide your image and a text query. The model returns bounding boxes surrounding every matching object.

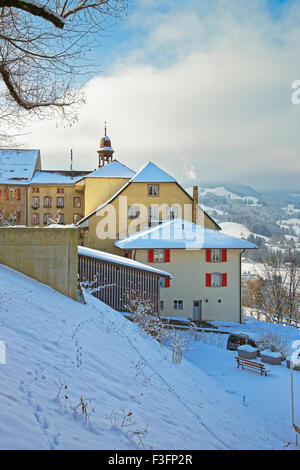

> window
[148,205,160,226]
[149,249,170,263]
[159,300,164,311]
[57,213,64,224]
[56,197,64,208]
[32,213,39,225]
[168,205,178,219]
[32,196,39,208]
[148,184,159,197]
[32,187,39,193]
[207,248,227,262]
[211,273,222,287]
[57,188,64,194]
[174,300,183,310]
[128,205,140,219]
[211,249,221,262]
[44,213,51,225]
[154,249,165,263]
[73,197,81,208]
[73,213,82,224]
[44,196,51,208]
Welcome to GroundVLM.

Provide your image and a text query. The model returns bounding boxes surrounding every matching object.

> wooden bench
[235,356,270,376]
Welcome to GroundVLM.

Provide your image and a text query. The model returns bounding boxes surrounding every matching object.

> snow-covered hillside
[220,222,250,239]
[198,186,259,205]
[0,265,286,449]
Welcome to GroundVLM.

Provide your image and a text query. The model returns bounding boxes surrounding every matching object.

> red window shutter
[164,249,170,263]
[0,188,2,197]
[206,273,211,287]
[127,250,132,259]
[165,278,170,288]
[148,249,154,263]
[16,188,21,200]
[206,249,211,262]
[222,273,227,287]
[5,188,9,200]
[16,211,21,224]
[222,249,227,262]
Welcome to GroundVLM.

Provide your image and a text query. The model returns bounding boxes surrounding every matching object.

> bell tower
[97,122,115,167]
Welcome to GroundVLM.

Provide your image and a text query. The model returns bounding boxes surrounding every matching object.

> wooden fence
[245,308,300,330]
[78,253,162,313]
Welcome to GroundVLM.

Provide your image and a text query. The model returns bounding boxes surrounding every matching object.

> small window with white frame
[159,300,164,311]
[148,184,159,197]
[154,249,165,263]
[44,196,51,208]
[32,213,39,225]
[211,272,222,287]
[174,300,183,310]
[211,249,222,262]
[44,213,51,225]
[32,196,39,208]
[57,212,64,224]
[56,197,64,208]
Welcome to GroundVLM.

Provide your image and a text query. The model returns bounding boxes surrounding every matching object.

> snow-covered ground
[0,264,289,449]
[220,222,251,239]
[185,318,300,447]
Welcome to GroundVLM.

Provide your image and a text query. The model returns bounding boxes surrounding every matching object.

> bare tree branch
[0,0,65,28]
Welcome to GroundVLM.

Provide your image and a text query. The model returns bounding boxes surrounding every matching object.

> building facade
[114,219,256,322]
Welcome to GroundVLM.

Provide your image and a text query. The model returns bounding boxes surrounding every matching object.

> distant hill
[186,182,300,252]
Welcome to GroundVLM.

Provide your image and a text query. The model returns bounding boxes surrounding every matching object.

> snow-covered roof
[84,160,135,179]
[78,246,172,278]
[114,219,257,250]
[99,146,114,152]
[131,161,176,183]
[77,161,220,231]
[0,149,40,185]
[31,170,90,185]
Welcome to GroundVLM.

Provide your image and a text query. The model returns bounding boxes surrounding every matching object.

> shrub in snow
[256,326,290,357]
[125,292,163,340]
[107,409,151,449]
[72,396,95,421]
[169,330,190,365]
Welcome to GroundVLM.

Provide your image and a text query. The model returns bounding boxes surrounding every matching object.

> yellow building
[77,157,220,254]
[0,131,256,322]
[28,170,88,227]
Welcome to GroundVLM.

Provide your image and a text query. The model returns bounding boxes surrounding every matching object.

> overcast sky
[20,0,300,191]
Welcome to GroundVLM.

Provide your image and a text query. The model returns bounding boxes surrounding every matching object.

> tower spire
[97,124,114,168]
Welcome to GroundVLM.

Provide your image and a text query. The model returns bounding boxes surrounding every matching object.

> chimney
[192,185,198,224]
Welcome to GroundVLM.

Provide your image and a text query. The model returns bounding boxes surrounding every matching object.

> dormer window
[148,184,159,197]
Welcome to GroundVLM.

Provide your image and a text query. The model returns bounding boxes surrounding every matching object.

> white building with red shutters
[115,218,256,322]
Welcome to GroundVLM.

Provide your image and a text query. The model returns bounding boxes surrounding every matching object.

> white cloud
[20,0,300,190]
